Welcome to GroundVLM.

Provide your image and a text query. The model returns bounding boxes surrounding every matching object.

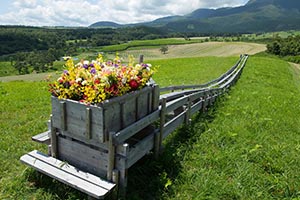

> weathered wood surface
[57,136,109,177]
[20,150,115,199]
[32,131,50,144]
[51,85,159,144]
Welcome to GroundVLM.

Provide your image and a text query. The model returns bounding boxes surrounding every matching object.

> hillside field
[1,54,300,199]
[0,41,266,82]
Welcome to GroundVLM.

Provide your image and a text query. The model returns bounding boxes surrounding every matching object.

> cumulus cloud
[0,0,249,26]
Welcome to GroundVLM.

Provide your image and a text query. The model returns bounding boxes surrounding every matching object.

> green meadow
[1,53,300,199]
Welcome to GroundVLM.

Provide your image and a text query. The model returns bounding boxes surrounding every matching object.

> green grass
[151,56,238,87]
[0,62,17,77]
[125,56,300,199]
[1,56,300,199]
[98,38,203,52]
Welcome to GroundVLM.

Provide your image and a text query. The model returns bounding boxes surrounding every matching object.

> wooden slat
[166,96,188,113]
[162,111,186,139]
[20,150,115,199]
[114,110,160,144]
[52,97,105,143]
[124,131,156,168]
[58,137,108,177]
[190,99,203,115]
[32,131,50,144]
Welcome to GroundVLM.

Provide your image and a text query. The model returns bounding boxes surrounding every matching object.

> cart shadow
[126,104,219,200]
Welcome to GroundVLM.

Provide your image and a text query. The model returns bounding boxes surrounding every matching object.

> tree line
[0,25,214,74]
[267,35,300,63]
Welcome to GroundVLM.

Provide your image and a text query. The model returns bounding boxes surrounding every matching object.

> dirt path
[289,62,300,70]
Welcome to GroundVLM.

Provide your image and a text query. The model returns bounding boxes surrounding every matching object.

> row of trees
[267,35,300,56]
[12,48,62,74]
[1,25,210,74]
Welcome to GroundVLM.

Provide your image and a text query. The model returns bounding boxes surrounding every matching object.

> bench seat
[20,150,115,199]
[31,131,51,144]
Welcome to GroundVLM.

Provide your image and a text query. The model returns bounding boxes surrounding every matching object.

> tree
[160,45,169,54]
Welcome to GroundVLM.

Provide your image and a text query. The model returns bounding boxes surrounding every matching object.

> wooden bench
[31,131,51,145]
[20,150,116,199]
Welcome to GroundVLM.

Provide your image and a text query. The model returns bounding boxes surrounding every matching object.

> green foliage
[0,61,17,77]
[160,45,169,54]
[267,35,300,63]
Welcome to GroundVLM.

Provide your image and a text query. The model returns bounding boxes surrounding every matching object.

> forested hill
[90,0,300,33]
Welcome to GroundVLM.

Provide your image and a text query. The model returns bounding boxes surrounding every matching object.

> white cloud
[0,0,249,26]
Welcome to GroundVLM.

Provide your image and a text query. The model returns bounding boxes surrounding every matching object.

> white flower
[82,80,88,85]
[83,60,89,65]
[76,63,83,67]
[76,78,82,83]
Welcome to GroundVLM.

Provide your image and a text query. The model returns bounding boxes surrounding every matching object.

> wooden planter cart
[21,55,249,199]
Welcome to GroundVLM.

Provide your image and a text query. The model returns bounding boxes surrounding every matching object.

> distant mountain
[90,0,300,33]
[89,21,124,28]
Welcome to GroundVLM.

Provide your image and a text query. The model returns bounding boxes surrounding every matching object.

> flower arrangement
[49,54,156,104]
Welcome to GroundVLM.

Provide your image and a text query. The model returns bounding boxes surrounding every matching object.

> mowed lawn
[1,56,299,199]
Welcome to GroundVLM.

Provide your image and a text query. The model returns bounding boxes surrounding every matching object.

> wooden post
[86,107,91,139]
[60,101,67,131]
[120,102,125,129]
[155,97,166,159]
[139,54,144,63]
[152,85,160,111]
[119,143,129,198]
[112,169,119,199]
[185,96,191,125]
[107,132,116,181]
[50,115,58,158]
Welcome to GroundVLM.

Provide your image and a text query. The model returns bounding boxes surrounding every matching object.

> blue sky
[0,0,249,26]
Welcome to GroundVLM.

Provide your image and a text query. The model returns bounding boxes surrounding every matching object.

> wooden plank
[60,101,67,131]
[32,131,50,144]
[155,98,166,158]
[86,108,91,139]
[52,97,105,144]
[107,132,116,181]
[162,111,185,139]
[190,100,203,115]
[124,131,156,168]
[114,109,160,144]
[152,85,160,111]
[20,150,115,199]
[166,96,188,113]
[58,136,108,177]
[100,86,153,108]
[50,116,58,158]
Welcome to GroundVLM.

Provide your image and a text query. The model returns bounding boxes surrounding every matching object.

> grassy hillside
[125,56,300,199]
[0,55,299,199]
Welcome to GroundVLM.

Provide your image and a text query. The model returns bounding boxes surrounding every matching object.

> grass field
[1,54,299,199]
[0,41,266,82]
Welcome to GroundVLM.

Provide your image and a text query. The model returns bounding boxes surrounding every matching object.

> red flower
[129,79,139,90]
[94,79,100,84]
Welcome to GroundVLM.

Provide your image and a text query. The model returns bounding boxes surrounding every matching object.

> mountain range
[90,0,300,33]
